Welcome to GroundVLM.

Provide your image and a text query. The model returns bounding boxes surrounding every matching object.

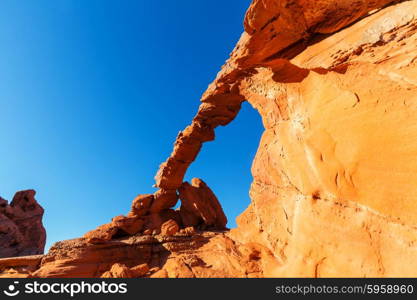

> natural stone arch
[84,0,399,242]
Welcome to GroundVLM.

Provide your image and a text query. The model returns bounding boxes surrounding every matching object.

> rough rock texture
[0,255,43,278]
[100,263,150,278]
[0,190,46,258]
[2,0,417,278]
[160,219,180,236]
[232,0,417,277]
[83,177,227,244]
[179,178,227,229]
[22,231,274,278]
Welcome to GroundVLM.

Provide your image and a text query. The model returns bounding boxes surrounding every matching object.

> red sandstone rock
[150,269,168,278]
[155,157,189,190]
[181,226,196,236]
[101,263,132,278]
[178,207,201,228]
[84,215,144,243]
[161,219,179,236]
[130,194,153,217]
[101,263,148,278]
[142,209,181,232]
[83,223,118,244]
[0,190,46,258]
[20,232,271,278]
[143,229,152,235]
[178,178,227,229]
[4,0,417,278]
[230,0,417,277]
[182,122,215,143]
[0,255,43,278]
[150,189,178,213]
[130,263,149,277]
[234,0,398,68]
[112,215,144,235]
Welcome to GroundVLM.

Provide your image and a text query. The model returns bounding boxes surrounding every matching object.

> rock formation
[25,231,275,278]
[0,255,43,278]
[83,177,227,244]
[0,190,46,258]
[2,0,417,277]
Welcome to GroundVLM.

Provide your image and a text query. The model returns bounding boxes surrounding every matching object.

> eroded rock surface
[2,0,417,278]
[0,255,43,278]
[233,0,417,277]
[178,178,227,229]
[0,190,46,258]
[83,177,227,244]
[27,231,275,278]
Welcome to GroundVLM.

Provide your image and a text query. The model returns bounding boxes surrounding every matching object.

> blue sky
[0,0,262,250]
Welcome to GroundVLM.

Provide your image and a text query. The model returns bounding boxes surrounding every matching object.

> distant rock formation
[0,190,46,258]
[2,0,417,277]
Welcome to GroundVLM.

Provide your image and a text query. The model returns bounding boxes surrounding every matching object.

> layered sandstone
[0,190,46,258]
[0,255,43,278]
[2,0,417,278]
[27,231,275,278]
[233,0,417,277]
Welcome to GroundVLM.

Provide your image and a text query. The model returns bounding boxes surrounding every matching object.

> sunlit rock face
[232,0,417,277]
[3,0,417,278]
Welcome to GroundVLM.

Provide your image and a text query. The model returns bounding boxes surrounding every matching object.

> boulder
[161,219,179,236]
[178,178,227,229]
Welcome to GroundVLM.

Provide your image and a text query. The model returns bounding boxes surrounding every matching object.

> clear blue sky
[0,0,262,250]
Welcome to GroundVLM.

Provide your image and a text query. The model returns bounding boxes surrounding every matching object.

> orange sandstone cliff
[2,0,417,277]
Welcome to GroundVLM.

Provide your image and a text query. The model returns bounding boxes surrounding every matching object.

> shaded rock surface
[2,0,417,277]
[160,219,180,236]
[179,178,227,229]
[0,190,46,258]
